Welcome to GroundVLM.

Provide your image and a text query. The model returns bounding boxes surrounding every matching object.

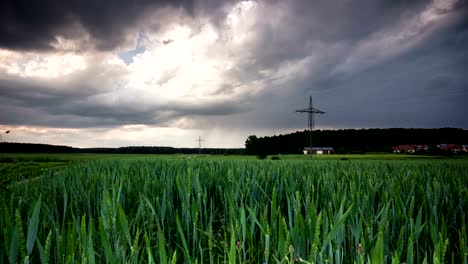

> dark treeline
[245,128,468,155]
[2,128,467,155]
[0,143,244,155]
[0,143,78,153]
[83,146,244,155]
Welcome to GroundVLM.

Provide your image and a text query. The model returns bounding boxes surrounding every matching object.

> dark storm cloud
[0,78,145,127]
[0,76,248,128]
[213,0,468,131]
[1,0,468,137]
[238,0,431,71]
[251,18,468,130]
[0,0,230,51]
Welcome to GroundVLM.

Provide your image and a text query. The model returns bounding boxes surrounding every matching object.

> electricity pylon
[296,96,326,157]
[196,136,204,155]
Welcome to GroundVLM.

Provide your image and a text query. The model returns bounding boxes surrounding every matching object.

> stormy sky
[0,0,467,148]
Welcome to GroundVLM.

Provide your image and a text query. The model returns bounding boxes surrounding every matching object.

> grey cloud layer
[1,0,467,133]
[0,0,231,51]
[228,0,468,129]
[0,76,250,128]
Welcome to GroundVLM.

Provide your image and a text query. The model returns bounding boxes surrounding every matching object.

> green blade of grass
[371,232,384,264]
[176,213,191,262]
[99,217,114,263]
[26,197,41,255]
[88,231,96,264]
[144,231,155,264]
[228,225,236,264]
[8,228,19,264]
[157,222,168,264]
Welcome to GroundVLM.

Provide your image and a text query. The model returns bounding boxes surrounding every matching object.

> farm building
[437,144,464,153]
[392,144,428,153]
[303,147,334,155]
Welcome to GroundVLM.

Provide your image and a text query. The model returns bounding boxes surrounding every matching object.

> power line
[296,96,326,158]
[196,136,204,155]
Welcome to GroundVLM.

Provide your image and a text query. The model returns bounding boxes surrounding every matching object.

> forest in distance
[0,143,244,155]
[245,128,468,155]
[0,128,467,155]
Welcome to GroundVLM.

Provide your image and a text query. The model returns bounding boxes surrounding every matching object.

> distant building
[392,144,428,153]
[463,145,468,152]
[303,147,334,155]
[437,144,463,153]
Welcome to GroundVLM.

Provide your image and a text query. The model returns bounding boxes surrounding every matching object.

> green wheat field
[1,155,467,263]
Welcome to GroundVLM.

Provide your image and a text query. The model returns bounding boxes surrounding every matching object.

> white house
[303,147,334,155]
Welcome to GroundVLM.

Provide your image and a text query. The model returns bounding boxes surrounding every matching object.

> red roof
[438,144,462,150]
[393,144,417,151]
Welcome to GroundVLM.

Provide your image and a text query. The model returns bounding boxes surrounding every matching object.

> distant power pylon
[196,136,204,155]
[296,96,326,157]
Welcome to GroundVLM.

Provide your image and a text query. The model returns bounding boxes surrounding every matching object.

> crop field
[0,157,467,263]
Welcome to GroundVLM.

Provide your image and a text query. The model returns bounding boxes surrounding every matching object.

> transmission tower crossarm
[295,108,326,114]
